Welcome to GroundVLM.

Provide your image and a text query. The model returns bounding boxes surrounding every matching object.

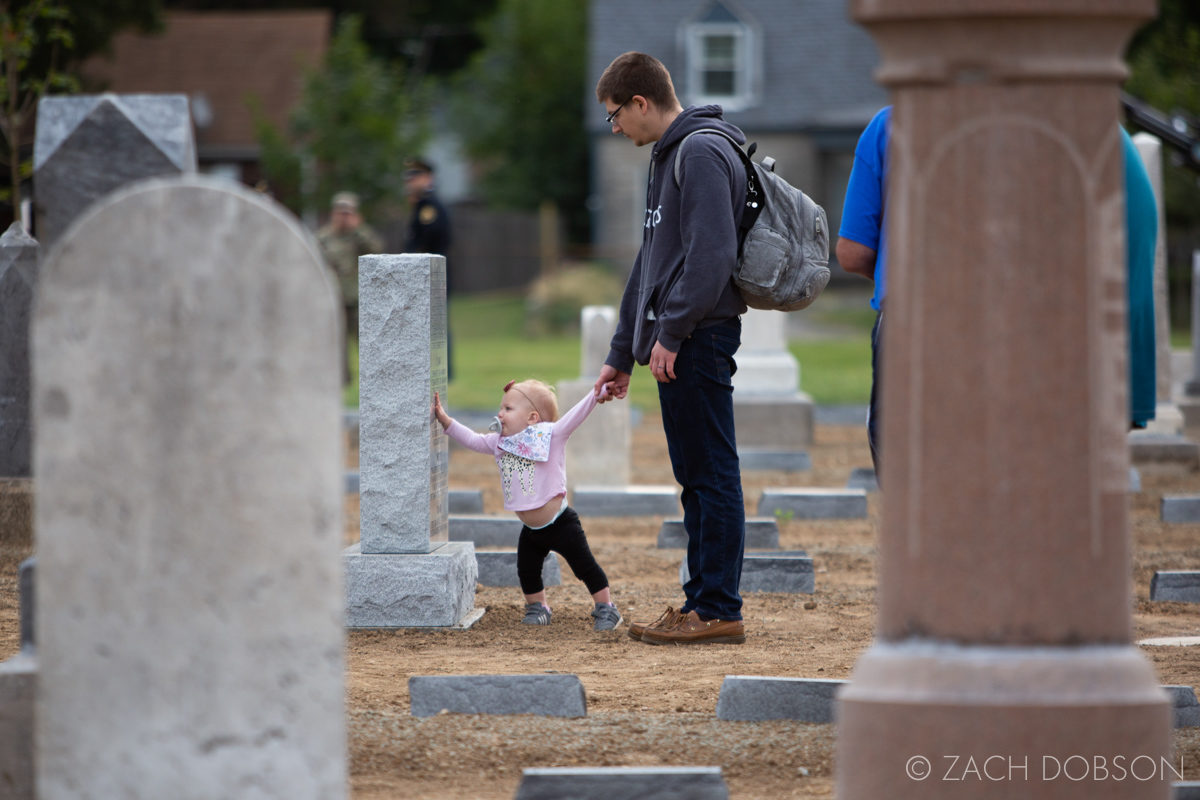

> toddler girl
[433,380,621,631]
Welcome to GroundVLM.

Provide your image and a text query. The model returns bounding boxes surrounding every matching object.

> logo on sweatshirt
[644,204,663,229]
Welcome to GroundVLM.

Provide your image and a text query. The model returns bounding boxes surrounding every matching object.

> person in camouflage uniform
[317,191,383,384]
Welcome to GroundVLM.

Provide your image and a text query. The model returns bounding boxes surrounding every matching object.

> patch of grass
[345,290,875,411]
[787,337,872,406]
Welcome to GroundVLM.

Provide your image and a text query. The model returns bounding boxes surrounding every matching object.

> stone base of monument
[716,676,845,722]
[1129,431,1200,473]
[757,488,868,519]
[449,514,522,547]
[737,448,811,471]
[657,517,779,549]
[344,541,482,628]
[1150,571,1200,603]
[409,674,587,718]
[0,652,35,800]
[837,642,1171,798]
[0,479,33,547]
[514,766,728,800]
[680,551,813,593]
[570,485,679,516]
[1164,685,1200,728]
[1162,495,1200,523]
[475,551,560,587]
[734,393,814,452]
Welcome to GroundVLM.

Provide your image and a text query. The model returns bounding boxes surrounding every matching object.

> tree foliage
[0,0,160,223]
[1125,0,1200,228]
[450,0,589,243]
[254,14,429,220]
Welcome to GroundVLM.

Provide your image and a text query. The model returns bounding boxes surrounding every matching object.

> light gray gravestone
[359,252,448,553]
[1150,572,1200,603]
[571,485,680,516]
[657,517,779,549]
[1162,495,1200,523]
[448,488,484,513]
[345,253,479,627]
[514,766,729,800]
[558,305,632,487]
[409,674,586,718]
[32,176,346,799]
[846,467,879,492]
[1163,685,1200,728]
[0,223,38,477]
[449,514,523,547]
[716,676,846,722]
[680,551,813,593]
[757,487,868,519]
[33,94,196,249]
[733,309,814,468]
[474,551,561,588]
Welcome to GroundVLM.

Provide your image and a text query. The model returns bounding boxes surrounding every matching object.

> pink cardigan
[444,390,599,511]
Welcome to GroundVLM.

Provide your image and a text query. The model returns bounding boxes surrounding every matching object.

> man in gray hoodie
[593,51,748,645]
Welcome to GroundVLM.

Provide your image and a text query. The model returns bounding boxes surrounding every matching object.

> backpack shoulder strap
[673,128,763,242]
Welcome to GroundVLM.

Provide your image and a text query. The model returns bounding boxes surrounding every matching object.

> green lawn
[346,290,876,412]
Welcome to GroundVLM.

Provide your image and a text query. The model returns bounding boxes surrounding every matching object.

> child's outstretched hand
[432,392,452,431]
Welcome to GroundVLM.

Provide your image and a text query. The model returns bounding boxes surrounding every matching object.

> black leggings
[517,506,609,596]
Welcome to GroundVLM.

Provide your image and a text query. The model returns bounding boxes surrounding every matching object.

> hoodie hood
[653,105,746,163]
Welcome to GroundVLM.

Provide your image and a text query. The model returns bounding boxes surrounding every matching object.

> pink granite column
[836,2,1171,798]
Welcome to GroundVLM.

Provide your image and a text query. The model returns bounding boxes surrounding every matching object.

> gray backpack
[674,129,830,312]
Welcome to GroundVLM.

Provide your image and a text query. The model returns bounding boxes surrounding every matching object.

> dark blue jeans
[657,317,745,621]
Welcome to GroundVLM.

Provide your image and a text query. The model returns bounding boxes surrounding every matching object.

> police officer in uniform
[404,158,454,377]
[404,158,451,256]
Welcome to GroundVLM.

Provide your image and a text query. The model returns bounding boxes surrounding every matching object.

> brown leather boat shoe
[627,605,683,641]
[640,610,745,645]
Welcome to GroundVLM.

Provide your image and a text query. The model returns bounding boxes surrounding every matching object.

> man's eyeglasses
[605,99,628,125]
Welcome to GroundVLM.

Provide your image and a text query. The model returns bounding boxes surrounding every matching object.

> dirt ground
[3,414,1200,798]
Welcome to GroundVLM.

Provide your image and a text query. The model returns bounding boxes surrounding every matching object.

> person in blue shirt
[836,106,1156,482]
[835,107,891,477]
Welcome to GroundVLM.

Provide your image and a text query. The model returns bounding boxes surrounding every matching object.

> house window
[684,2,758,111]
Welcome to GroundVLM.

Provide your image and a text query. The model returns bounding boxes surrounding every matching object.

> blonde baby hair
[504,379,559,422]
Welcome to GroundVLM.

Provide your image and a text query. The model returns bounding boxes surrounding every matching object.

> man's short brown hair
[595,51,678,110]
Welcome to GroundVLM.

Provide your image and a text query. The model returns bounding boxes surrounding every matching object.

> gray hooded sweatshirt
[605,104,749,372]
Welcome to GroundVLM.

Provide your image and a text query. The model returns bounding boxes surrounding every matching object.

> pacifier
[488,416,502,433]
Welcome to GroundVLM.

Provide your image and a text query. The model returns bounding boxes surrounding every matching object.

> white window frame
[684,20,757,112]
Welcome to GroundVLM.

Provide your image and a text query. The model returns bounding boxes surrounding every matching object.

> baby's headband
[504,380,547,421]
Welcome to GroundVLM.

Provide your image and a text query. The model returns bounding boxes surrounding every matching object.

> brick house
[82,10,331,189]
[588,0,888,269]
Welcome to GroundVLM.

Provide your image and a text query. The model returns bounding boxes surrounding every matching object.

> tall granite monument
[835,2,1171,798]
[344,253,480,628]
